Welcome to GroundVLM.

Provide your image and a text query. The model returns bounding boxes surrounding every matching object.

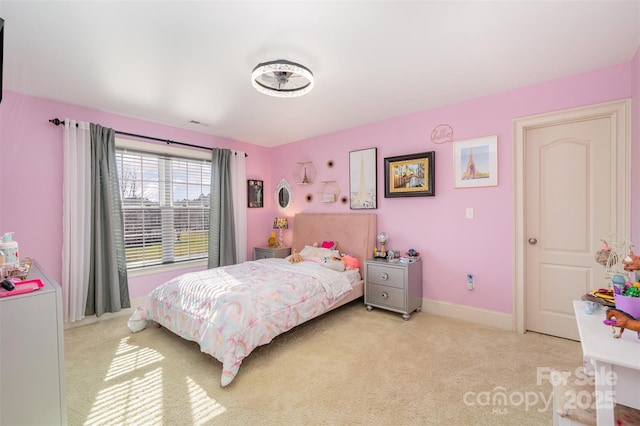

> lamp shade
[273,217,288,229]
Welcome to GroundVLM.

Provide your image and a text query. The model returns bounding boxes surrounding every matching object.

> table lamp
[273,217,289,248]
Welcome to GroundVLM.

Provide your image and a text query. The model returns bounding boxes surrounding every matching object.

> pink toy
[342,255,359,270]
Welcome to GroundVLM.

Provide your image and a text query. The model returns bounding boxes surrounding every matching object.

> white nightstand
[253,247,291,260]
[364,258,422,320]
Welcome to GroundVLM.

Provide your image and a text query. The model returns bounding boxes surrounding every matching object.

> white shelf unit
[0,260,66,426]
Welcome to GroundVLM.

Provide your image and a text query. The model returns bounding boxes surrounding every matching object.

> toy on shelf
[406,248,420,261]
[374,232,388,258]
[268,232,277,248]
[603,308,640,339]
[0,257,31,281]
[622,282,640,297]
[594,234,633,287]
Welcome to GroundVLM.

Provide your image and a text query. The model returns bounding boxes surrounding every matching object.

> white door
[514,100,630,340]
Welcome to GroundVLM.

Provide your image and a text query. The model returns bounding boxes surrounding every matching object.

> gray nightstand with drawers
[364,258,422,320]
[253,246,291,260]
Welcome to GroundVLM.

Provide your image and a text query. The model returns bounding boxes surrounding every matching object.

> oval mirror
[275,178,293,212]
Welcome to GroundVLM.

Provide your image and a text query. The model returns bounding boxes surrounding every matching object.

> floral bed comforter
[127,258,357,386]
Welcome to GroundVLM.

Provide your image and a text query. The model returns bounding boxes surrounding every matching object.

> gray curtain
[208,148,236,268]
[85,123,130,317]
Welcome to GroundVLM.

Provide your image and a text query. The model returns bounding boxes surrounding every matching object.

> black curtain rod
[48,118,247,156]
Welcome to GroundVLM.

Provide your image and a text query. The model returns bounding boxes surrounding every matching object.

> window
[115,142,211,269]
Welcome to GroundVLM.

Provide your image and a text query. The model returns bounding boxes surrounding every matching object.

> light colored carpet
[64,300,582,425]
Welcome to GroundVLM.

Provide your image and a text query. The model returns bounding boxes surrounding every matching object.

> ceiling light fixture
[251,60,314,98]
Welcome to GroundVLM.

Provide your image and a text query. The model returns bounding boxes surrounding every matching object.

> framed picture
[384,151,435,198]
[349,147,377,209]
[453,135,498,188]
[247,179,264,208]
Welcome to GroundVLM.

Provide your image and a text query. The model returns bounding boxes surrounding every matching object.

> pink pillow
[321,240,337,250]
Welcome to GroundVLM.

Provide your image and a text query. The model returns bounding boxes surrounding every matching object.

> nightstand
[364,258,422,320]
[253,246,291,260]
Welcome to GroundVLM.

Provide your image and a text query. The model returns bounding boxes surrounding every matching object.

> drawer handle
[381,291,389,299]
[380,272,389,281]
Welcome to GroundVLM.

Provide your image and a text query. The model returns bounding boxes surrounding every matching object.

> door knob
[528,238,538,245]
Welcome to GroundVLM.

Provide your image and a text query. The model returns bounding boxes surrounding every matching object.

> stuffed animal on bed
[341,255,359,270]
[322,256,345,272]
[288,245,342,265]
[321,240,338,250]
[288,251,304,263]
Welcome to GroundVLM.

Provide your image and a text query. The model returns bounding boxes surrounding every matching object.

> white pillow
[322,258,346,272]
[298,245,340,259]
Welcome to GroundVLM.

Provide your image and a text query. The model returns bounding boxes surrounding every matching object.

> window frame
[115,138,210,277]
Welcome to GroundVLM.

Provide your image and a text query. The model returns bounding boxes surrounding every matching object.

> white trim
[63,296,147,329]
[512,99,631,334]
[420,298,513,331]
[126,258,208,278]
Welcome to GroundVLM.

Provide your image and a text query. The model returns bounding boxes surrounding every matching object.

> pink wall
[0,60,635,312]
[0,92,274,298]
[631,47,640,247]
[271,63,633,315]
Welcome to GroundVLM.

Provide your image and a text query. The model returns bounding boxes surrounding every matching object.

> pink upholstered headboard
[291,213,377,277]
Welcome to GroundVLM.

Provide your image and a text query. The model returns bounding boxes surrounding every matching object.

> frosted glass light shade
[252,60,314,98]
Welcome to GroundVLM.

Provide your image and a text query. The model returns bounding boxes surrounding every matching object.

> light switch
[466,207,474,219]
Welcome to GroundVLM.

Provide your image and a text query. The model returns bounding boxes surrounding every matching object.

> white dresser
[0,260,66,425]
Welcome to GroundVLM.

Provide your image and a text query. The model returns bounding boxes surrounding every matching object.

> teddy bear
[288,251,304,263]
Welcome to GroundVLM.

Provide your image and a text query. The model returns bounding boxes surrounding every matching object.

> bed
[128,213,376,386]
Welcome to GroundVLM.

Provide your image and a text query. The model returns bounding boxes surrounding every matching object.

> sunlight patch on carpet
[86,367,164,426]
[106,337,164,380]
[84,337,225,425]
[187,376,227,424]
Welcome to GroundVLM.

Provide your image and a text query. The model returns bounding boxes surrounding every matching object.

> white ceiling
[2,1,639,147]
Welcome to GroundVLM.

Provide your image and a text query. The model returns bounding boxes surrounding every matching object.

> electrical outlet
[467,273,474,290]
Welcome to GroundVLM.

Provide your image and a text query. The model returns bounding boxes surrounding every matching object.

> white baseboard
[63,296,146,330]
[65,297,514,332]
[421,298,513,331]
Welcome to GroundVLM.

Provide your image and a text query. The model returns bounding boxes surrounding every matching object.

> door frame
[513,99,631,334]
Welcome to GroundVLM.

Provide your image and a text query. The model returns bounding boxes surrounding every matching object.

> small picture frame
[453,135,498,188]
[247,179,263,208]
[384,151,435,198]
[349,147,377,209]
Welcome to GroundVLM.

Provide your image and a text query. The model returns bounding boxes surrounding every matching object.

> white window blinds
[115,148,211,268]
